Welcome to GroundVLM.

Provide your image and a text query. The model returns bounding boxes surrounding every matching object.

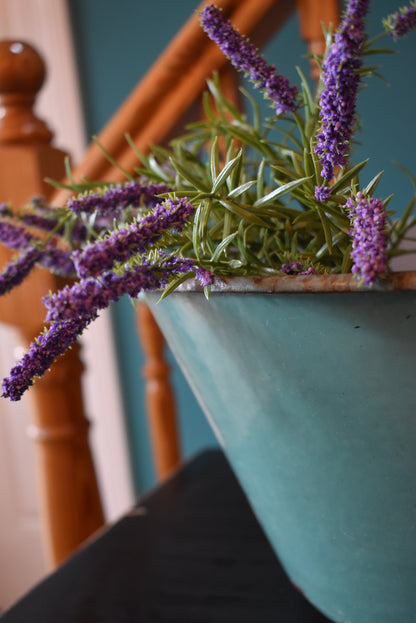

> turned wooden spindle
[0,40,104,568]
[136,303,181,480]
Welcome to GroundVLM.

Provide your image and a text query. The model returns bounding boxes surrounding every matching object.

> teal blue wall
[68,1,416,493]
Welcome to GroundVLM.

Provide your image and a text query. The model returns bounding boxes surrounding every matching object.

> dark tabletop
[1,449,332,623]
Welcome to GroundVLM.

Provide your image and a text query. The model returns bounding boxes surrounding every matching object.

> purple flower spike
[0,247,42,296]
[347,192,387,286]
[4,253,200,401]
[384,2,416,39]
[200,5,297,115]
[73,197,195,279]
[315,185,331,202]
[281,260,314,275]
[315,0,370,182]
[0,220,76,278]
[0,221,34,249]
[67,180,171,216]
[41,247,76,277]
[2,314,97,401]
[195,266,216,286]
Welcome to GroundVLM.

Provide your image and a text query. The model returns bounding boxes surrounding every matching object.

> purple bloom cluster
[0,219,75,278]
[314,185,332,203]
[40,248,76,277]
[200,5,297,115]
[384,2,416,39]
[2,315,97,401]
[315,0,370,183]
[3,253,202,401]
[67,180,170,216]
[73,197,195,279]
[44,256,196,323]
[195,266,216,286]
[281,260,314,275]
[0,247,42,296]
[0,221,33,249]
[347,192,387,285]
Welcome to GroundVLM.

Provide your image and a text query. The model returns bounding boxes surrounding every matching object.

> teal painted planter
[145,272,416,623]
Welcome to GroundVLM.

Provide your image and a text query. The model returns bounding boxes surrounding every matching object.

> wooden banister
[0,40,104,568]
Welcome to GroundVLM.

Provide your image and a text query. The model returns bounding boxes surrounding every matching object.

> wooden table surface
[1,450,332,622]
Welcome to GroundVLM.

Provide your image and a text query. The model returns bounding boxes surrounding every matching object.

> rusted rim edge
[174,271,416,294]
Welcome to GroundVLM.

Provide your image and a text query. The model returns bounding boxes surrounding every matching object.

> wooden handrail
[0,40,104,569]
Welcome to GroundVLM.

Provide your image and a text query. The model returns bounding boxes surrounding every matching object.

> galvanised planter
[145,271,416,623]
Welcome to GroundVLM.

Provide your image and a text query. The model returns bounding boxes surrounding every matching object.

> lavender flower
[347,192,387,285]
[315,185,332,203]
[73,197,195,279]
[0,221,33,249]
[41,248,76,277]
[67,180,170,216]
[200,5,297,115]
[315,0,370,182]
[281,260,314,275]
[195,266,216,286]
[384,2,416,39]
[43,255,197,323]
[2,254,205,401]
[0,220,75,277]
[2,314,97,401]
[0,247,42,296]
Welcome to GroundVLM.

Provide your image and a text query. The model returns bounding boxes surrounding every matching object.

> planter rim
[174,270,416,295]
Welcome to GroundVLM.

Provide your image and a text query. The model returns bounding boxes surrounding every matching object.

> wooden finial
[0,40,53,145]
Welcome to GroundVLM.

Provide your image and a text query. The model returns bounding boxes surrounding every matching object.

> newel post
[0,40,104,568]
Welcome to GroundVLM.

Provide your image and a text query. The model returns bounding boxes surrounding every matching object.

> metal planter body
[145,273,416,623]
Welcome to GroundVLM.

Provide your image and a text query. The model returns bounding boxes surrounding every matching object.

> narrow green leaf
[316,205,334,254]
[211,232,239,261]
[341,245,353,273]
[147,155,171,182]
[253,176,312,207]
[364,171,384,196]
[210,136,219,183]
[239,87,261,131]
[270,163,298,180]
[212,150,242,194]
[158,272,195,301]
[310,137,323,184]
[296,66,314,123]
[330,159,369,194]
[206,76,243,120]
[202,90,218,122]
[170,158,210,192]
[393,161,416,191]
[303,147,315,184]
[219,199,269,227]
[92,136,133,180]
[228,180,256,199]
